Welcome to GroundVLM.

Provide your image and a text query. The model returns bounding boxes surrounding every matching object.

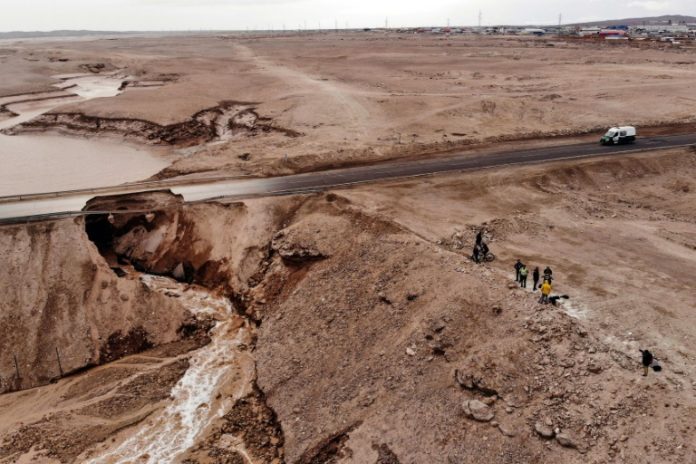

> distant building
[522,28,545,36]
[599,29,627,37]
[632,24,689,35]
[578,27,601,37]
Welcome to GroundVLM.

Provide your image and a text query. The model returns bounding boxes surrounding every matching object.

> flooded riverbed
[82,274,256,464]
[0,74,170,196]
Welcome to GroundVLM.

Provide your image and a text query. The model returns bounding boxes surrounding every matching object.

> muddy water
[0,74,170,196]
[84,275,256,464]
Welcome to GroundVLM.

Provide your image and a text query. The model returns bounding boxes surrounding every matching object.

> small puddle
[0,73,170,196]
[85,274,256,464]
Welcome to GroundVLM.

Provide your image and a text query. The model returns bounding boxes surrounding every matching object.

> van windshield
[605,130,616,137]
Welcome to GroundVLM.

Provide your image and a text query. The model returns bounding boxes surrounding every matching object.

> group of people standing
[514,259,554,304]
[471,230,659,378]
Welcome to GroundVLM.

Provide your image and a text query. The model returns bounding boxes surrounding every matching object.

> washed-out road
[1,133,695,224]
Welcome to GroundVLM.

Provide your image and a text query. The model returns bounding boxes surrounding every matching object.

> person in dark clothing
[476,229,484,246]
[542,266,553,283]
[514,259,523,282]
[532,267,540,291]
[480,242,489,258]
[472,243,481,263]
[640,349,653,376]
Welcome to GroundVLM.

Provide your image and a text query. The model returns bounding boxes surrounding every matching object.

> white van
[600,126,636,145]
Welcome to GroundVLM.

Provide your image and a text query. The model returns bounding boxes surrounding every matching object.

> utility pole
[385,17,389,29]
[558,13,562,36]
[335,19,338,32]
[13,354,20,382]
[55,347,63,377]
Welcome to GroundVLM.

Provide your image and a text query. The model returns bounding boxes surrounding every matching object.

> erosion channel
[79,193,287,463]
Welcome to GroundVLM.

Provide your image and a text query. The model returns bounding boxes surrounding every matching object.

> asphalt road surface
[1,133,695,224]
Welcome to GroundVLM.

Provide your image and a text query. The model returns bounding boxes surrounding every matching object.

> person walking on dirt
[539,280,551,304]
[519,265,528,288]
[640,349,654,376]
[514,259,523,282]
[532,267,540,291]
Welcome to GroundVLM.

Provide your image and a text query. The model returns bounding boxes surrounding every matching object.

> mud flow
[85,275,257,464]
[74,199,286,463]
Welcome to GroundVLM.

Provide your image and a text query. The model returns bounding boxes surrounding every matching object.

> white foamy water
[85,275,252,464]
[0,73,169,196]
[65,74,124,99]
[561,300,590,320]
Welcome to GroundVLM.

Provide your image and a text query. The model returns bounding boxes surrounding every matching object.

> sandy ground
[340,147,696,378]
[2,33,696,181]
[1,32,696,464]
[3,148,695,463]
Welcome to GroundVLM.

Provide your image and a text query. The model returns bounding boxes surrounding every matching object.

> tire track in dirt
[233,43,373,137]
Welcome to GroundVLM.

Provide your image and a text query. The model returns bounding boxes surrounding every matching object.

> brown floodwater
[0,74,170,196]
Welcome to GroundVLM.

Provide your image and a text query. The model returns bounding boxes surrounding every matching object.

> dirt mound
[244,192,694,463]
[183,387,285,464]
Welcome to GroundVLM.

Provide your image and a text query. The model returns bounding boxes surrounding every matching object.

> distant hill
[0,30,225,40]
[568,15,696,27]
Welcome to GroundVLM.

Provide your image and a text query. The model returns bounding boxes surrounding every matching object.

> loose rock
[556,433,578,448]
[534,422,555,439]
[463,400,495,422]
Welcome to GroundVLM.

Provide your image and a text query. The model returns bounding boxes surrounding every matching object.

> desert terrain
[0,32,695,464]
[2,32,696,179]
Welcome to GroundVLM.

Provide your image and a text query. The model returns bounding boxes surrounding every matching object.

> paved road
[1,133,695,224]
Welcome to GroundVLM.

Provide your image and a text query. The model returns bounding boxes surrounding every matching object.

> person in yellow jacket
[539,281,551,304]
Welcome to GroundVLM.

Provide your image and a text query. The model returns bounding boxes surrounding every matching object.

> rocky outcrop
[0,219,192,392]
[84,192,301,300]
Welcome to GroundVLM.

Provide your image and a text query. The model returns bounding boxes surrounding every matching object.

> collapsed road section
[2,132,696,223]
